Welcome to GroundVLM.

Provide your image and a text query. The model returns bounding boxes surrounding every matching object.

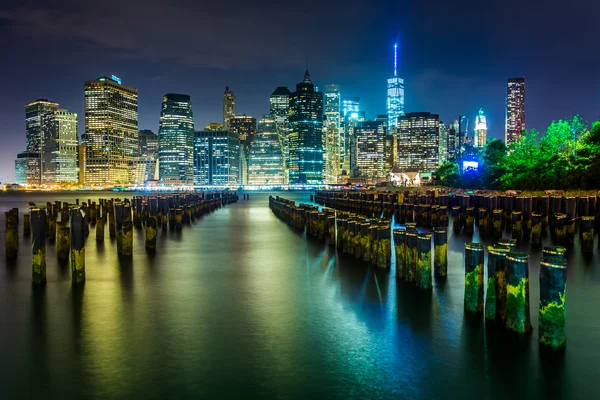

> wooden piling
[539,256,567,348]
[417,233,432,290]
[433,228,447,281]
[485,244,511,322]
[505,252,531,334]
[464,243,484,314]
[4,209,18,259]
[30,207,46,285]
[70,207,86,284]
[393,228,406,280]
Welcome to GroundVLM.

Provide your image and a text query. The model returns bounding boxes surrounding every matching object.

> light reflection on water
[0,191,598,399]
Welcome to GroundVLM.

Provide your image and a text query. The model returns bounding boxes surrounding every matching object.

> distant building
[229,114,256,184]
[324,84,342,183]
[138,130,158,158]
[204,122,223,131]
[341,97,359,118]
[386,43,405,129]
[506,77,526,145]
[158,94,195,185]
[288,70,324,184]
[41,109,79,184]
[15,152,41,185]
[438,122,449,164]
[83,75,138,185]
[458,115,468,147]
[474,108,487,148]
[397,112,440,172]
[194,130,240,186]
[269,87,291,182]
[352,120,390,179]
[248,115,285,185]
[23,99,59,185]
[223,87,235,131]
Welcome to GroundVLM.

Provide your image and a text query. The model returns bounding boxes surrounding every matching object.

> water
[1,191,599,399]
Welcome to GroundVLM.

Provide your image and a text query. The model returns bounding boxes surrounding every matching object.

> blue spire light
[394,43,398,77]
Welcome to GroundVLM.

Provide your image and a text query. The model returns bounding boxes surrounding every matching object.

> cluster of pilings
[268,196,450,291]
[464,240,567,348]
[315,190,599,252]
[4,192,238,286]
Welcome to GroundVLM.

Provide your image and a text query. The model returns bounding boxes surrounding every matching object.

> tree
[481,139,506,189]
[435,162,461,188]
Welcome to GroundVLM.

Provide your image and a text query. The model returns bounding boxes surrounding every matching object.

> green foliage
[438,117,600,190]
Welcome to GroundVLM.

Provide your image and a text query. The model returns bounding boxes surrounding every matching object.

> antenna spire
[393,43,398,77]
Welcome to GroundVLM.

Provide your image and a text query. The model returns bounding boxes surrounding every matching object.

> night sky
[1,0,598,181]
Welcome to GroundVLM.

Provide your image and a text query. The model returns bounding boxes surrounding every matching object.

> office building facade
[324,84,341,183]
[288,70,324,184]
[158,93,195,185]
[83,75,138,185]
[41,109,79,184]
[506,77,526,145]
[248,116,285,185]
[194,130,240,186]
[386,44,405,129]
[223,87,235,131]
[397,112,440,172]
[269,87,291,182]
[15,152,41,185]
[353,120,390,179]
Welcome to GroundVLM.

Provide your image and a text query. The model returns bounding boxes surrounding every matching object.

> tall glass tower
[158,93,195,185]
[387,43,405,129]
[324,84,341,183]
[84,76,138,185]
[223,87,236,131]
[41,109,79,184]
[474,108,488,148]
[288,70,324,184]
[269,87,291,182]
[506,77,526,145]
[248,115,285,185]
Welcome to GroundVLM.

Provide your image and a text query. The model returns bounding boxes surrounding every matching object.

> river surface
[0,191,599,399]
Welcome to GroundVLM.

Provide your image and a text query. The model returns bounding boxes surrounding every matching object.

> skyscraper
[83,75,138,185]
[288,70,324,184]
[438,122,449,165]
[229,114,257,184]
[248,115,285,185]
[474,108,488,148]
[138,130,158,158]
[223,87,235,131]
[41,109,79,184]
[133,130,159,184]
[194,130,240,185]
[397,112,440,172]
[458,115,468,147]
[15,152,41,185]
[324,84,341,183]
[269,87,291,182]
[158,94,195,185]
[23,99,59,185]
[387,43,405,129]
[341,97,359,118]
[506,77,526,145]
[353,120,389,179]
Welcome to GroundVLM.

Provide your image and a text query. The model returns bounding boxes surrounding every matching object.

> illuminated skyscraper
[41,109,79,184]
[288,70,324,184]
[324,84,341,183]
[352,120,390,179]
[138,130,158,158]
[438,122,449,164]
[269,87,291,182]
[84,75,138,185]
[474,108,487,148]
[132,130,159,184]
[506,77,526,144]
[223,87,236,131]
[229,114,256,184]
[158,94,195,185]
[341,97,359,118]
[397,112,440,172]
[204,122,223,131]
[248,115,285,185]
[25,99,59,154]
[387,43,405,129]
[194,130,240,185]
[15,152,41,185]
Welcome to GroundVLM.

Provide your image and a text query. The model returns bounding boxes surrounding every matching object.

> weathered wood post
[433,228,448,281]
[5,208,19,259]
[531,212,543,245]
[336,217,346,250]
[352,219,362,259]
[464,206,475,234]
[122,220,133,257]
[580,216,595,253]
[370,223,379,264]
[543,246,567,258]
[393,228,406,280]
[492,209,503,239]
[108,200,116,238]
[70,207,86,284]
[377,223,391,269]
[417,233,432,290]
[23,213,31,237]
[405,229,418,283]
[539,256,567,348]
[564,197,577,244]
[511,211,523,244]
[30,207,46,285]
[175,208,183,231]
[47,211,57,242]
[452,206,461,233]
[485,244,511,322]
[554,213,567,245]
[327,215,336,245]
[56,222,70,261]
[505,252,531,334]
[497,238,517,252]
[464,243,484,314]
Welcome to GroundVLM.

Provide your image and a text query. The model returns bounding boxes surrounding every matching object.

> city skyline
[1,0,599,181]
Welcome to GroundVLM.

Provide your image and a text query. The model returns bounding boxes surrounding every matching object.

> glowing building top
[387,43,404,129]
[474,108,487,148]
